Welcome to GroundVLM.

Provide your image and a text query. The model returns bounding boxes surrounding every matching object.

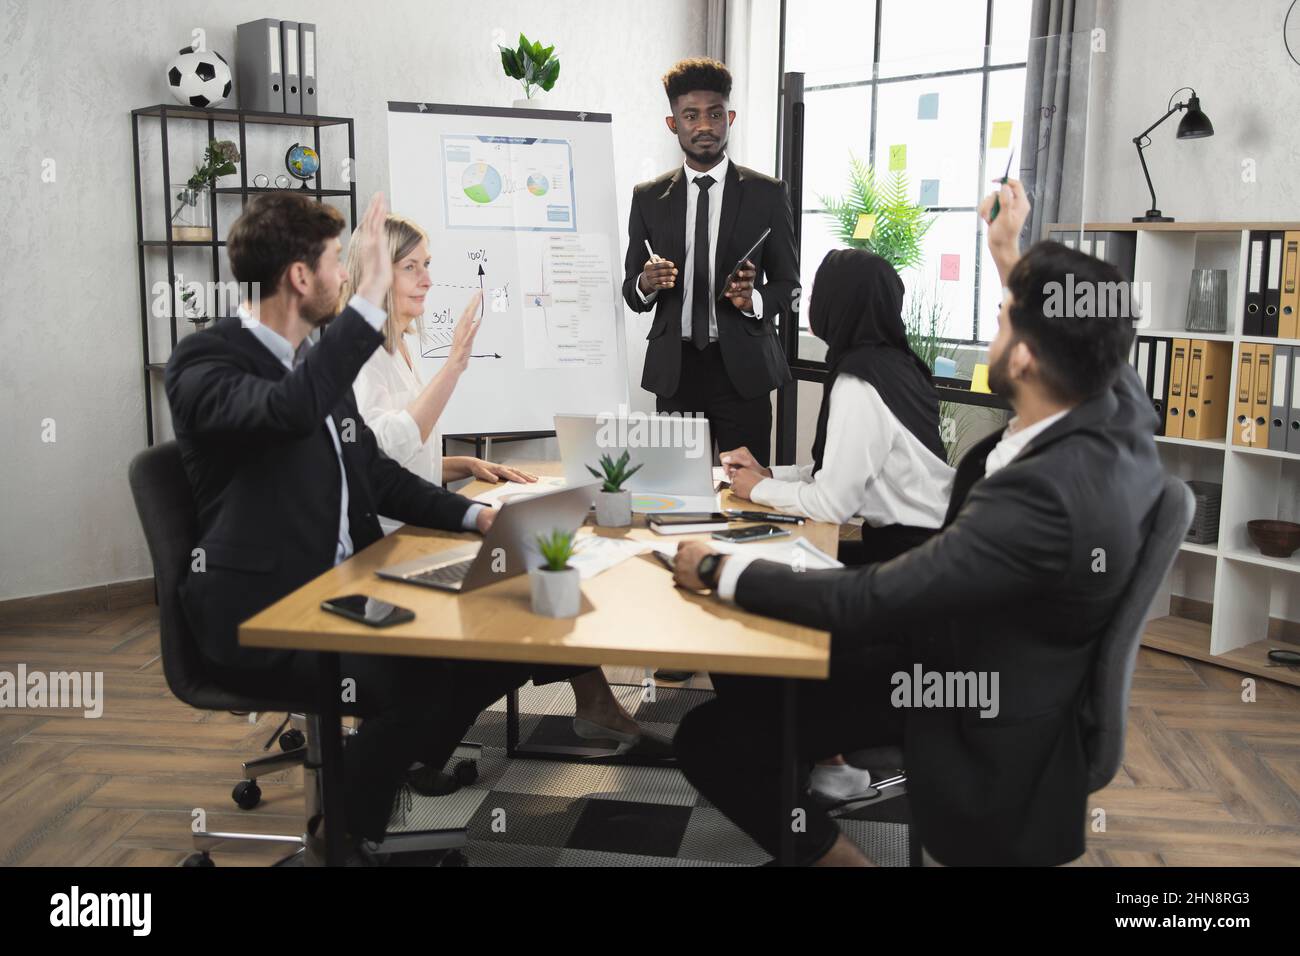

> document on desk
[649,536,843,571]
[472,476,566,508]
[568,533,652,579]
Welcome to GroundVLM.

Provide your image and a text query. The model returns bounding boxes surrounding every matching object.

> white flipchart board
[386,101,629,436]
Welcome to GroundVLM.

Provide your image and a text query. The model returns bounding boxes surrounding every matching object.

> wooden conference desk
[240,463,837,865]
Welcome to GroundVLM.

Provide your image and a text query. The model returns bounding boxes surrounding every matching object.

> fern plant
[585,451,643,493]
[498,33,560,100]
[535,529,576,572]
[820,152,935,271]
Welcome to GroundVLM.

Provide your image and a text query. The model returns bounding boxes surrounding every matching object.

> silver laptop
[376,483,598,592]
[554,412,715,497]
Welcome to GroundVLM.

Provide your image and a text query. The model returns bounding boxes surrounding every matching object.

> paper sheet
[650,535,843,571]
[566,533,652,580]
[472,475,566,508]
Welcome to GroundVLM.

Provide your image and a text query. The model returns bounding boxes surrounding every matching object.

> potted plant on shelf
[180,284,208,331]
[586,451,642,527]
[499,33,560,108]
[530,529,581,618]
[171,139,240,241]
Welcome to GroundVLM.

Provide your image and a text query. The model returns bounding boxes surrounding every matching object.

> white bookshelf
[1050,222,1300,686]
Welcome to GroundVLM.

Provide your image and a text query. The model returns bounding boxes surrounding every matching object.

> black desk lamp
[1131,87,1214,222]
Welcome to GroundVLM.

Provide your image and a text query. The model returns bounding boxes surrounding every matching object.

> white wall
[1086,0,1300,223]
[0,0,707,600]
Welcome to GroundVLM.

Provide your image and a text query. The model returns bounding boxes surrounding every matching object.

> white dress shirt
[983,408,1071,477]
[351,329,485,535]
[353,332,444,534]
[715,376,954,600]
[750,376,953,527]
[241,296,481,559]
[636,155,763,338]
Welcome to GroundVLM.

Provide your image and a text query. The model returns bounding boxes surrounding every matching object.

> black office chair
[129,441,471,866]
[833,474,1195,866]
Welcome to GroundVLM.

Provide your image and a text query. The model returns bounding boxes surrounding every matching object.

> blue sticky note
[917,92,939,120]
[920,179,940,206]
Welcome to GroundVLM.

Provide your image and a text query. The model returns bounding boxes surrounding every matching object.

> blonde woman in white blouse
[345,215,653,755]
[348,215,534,530]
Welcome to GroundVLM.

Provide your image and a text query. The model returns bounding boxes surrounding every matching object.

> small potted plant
[180,284,208,330]
[171,138,240,241]
[499,33,560,108]
[530,529,581,618]
[586,451,642,527]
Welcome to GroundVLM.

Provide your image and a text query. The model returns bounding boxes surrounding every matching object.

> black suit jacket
[164,308,474,670]
[622,161,797,400]
[732,366,1163,865]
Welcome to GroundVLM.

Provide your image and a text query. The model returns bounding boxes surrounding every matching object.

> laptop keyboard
[405,557,475,588]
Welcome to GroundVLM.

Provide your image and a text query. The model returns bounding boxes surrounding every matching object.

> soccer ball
[167,45,232,109]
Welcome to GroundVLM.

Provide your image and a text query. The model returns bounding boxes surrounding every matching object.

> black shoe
[405,763,461,797]
[625,729,676,760]
[654,669,694,683]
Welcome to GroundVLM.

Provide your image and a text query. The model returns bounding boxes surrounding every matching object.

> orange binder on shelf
[1181,340,1232,441]
[1164,338,1191,438]
[1250,344,1274,448]
[1232,343,1256,446]
[1281,231,1300,340]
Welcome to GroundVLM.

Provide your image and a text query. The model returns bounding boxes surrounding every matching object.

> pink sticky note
[940,254,960,281]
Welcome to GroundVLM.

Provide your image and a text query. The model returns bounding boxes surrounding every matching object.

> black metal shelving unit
[131,103,358,444]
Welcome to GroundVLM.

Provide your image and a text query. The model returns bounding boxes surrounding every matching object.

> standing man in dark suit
[669,179,1163,866]
[165,192,534,853]
[622,57,797,465]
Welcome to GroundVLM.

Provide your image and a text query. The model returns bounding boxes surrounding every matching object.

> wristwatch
[697,553,723,590]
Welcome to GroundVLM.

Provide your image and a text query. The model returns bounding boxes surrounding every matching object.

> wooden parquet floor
[1,602,1298,866]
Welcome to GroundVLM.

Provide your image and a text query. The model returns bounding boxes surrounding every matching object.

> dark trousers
[657,341,773,464]
[675,642,906,865]
[838,524,937,566]
[211,654,573,841]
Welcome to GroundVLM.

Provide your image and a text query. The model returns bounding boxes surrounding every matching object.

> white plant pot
[530,566,581,618]
[513,94,545,110]
[594,489,632,527]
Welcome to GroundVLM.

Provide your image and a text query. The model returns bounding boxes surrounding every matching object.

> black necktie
[691,174,715,350]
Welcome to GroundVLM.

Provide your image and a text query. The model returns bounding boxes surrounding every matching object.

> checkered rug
[385,681,914,866]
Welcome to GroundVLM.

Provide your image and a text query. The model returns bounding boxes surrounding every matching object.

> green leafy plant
[498,33,560,100]
[535,528,576,571]
[172,139,239,223]
[820,152,935,271]
[903,283,966,466]
[585,450,643,493]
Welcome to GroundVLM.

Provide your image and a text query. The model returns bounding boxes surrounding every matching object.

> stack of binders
[236,19,318,114]
[1131,337,1233,440]
[1232,343,1300,452]
[1048,229,1138,279]
[1242,230,1300,339]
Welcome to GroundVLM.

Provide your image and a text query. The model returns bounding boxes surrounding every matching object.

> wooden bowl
[1246,520,1300,559]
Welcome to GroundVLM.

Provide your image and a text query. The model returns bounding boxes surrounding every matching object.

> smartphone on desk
[711,524,790,544]
[321,594,415,628]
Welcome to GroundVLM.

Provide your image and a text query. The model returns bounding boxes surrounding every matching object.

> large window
[781,0,1032,348]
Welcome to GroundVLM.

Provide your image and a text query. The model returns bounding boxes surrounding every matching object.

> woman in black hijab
[722,248,954,565]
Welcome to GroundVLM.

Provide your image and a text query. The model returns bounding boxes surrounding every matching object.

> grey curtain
[1019,0,1097,247]
[705,0,727,60]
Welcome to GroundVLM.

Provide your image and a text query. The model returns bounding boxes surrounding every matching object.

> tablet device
[716,227,772,302]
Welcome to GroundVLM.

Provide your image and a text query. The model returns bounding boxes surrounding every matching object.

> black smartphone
[711,524,791,543]
[321,594,415,628]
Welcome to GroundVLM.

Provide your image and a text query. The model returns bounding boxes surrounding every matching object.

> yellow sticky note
[852,213,877,240]
[889,144,907,171]
[971,363,991,394]
[990,121,1013,149]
